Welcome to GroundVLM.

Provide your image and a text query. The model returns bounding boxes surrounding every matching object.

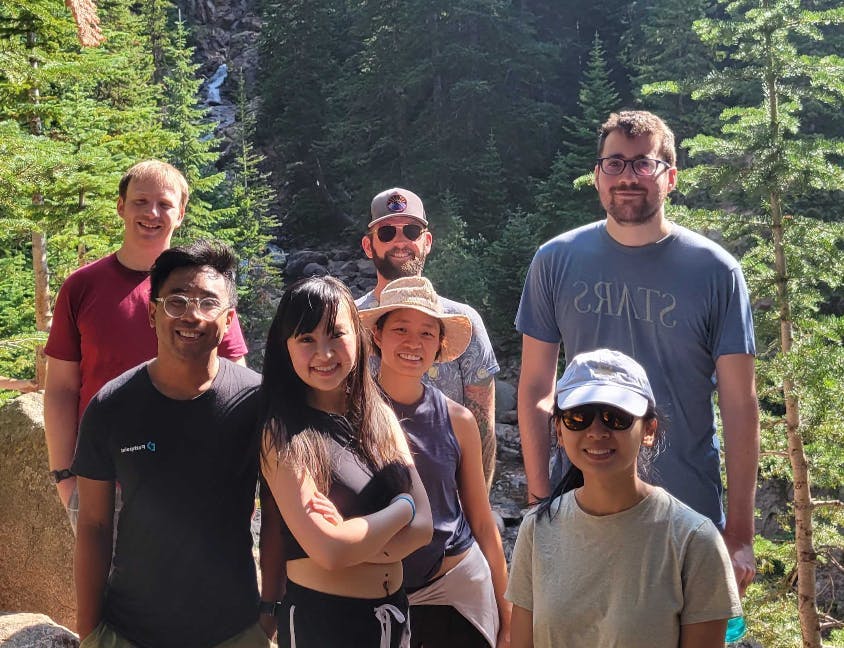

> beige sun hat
[358,277,472,362]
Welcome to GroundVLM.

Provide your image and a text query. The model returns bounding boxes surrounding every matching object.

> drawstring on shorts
[374,603,409,648]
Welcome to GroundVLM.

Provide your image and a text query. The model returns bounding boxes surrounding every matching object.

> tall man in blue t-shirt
[516,111,759,595]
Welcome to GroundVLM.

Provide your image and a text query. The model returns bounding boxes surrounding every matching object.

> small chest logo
[121,441,157,454]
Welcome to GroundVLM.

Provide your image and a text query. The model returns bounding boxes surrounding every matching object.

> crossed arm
[260,425,432,571]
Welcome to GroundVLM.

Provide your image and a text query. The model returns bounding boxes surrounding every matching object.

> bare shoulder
[446,396,475,426]
[445,397,481,449]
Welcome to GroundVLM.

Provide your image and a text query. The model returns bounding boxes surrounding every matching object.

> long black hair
[259,276,408,493]
[536,404,665,520]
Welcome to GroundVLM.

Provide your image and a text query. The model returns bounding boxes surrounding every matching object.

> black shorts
[277,580,410,648]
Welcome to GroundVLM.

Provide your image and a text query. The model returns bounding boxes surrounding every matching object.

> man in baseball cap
[357,187,501,490]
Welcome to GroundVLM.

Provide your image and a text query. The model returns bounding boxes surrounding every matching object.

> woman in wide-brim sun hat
[360,276,511,648]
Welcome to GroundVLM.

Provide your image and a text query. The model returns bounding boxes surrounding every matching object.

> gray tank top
[387,385,474,590]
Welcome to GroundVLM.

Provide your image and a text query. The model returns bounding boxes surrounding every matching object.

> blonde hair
[118,159,190,209]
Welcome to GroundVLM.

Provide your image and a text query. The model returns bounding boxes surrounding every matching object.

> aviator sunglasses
[560,404,636,432]
[375,223,426,243]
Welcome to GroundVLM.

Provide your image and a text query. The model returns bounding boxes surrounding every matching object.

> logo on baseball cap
[369,187,428,229]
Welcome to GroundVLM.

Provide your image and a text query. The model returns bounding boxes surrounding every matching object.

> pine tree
[220,73,279,346]
[484,208,547,350]
[646,0,844,643]
[159,15,225,239]
[622,0,725,163]
[0,0,176,387]
[320,0,562,240]
[534,33,619,239]
[464,132,507,240]
[423,190,488,314]
[257,0,345,241]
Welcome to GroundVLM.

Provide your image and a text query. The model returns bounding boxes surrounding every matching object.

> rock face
[0,612,78,647]
[0,393,76,631]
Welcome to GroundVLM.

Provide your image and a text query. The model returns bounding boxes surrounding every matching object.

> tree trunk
[78,190,87,266]
[32,230,51,388]
[762,18,820,642]
[28,29,51,389]
[771,195,820,648]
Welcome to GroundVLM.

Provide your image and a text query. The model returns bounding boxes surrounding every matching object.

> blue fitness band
[394,495,415,523]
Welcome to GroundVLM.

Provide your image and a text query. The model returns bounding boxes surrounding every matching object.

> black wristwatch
[259,600,280,616]
[49,468,74,485]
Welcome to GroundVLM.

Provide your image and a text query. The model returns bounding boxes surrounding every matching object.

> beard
[371,247,426,280]
[601,184,669,227]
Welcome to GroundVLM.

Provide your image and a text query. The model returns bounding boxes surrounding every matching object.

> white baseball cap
[556,349,656,417]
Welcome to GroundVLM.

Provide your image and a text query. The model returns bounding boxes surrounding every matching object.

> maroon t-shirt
[45,253,248,420]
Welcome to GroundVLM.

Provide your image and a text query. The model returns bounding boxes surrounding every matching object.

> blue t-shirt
[515,221,756,527]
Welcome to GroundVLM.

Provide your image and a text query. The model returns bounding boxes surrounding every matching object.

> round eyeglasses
[154,295,229,321]
[597,157,671,177]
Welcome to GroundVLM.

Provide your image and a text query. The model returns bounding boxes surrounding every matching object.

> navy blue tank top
[388,385,474,590]
[279,406,407,561]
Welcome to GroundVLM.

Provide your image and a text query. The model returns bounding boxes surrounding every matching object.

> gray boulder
[0,612,78,647]
[494,379,517,419]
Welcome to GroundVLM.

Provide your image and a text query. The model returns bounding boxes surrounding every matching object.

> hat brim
[367,214,428,229]
[359,304,471,362]
[556,384,650,417]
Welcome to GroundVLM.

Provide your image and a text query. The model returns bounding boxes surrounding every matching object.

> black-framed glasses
[375,223,426,243]
[560,405,635,432]
[154,295,228,321]
[597,157,671,177]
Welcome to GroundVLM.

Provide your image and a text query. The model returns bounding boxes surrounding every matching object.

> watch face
[50,469,72,484]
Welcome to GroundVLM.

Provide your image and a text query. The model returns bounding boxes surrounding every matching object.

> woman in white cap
[360,277,511,648]
[506,349,741,648]
[259,276,432,647]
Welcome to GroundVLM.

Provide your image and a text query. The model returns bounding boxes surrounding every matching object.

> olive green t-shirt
[505,487,741,647]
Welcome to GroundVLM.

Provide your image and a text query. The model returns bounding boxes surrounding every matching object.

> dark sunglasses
[560,404,635,432]
[375,223,426,243]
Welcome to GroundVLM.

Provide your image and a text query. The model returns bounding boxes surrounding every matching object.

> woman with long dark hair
[507,349,741,648]
[260,276,432,648]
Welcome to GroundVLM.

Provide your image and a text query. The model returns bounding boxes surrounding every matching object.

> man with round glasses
[44,160,248,530]
[72,240,276,647]
[516,111,759,597]
[357,187,501,489]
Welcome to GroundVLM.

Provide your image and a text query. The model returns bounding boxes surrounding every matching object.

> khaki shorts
[79,621,271,648]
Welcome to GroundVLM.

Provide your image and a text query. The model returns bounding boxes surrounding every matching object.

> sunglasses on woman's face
[560,404,635,431]
[375,223,426,243]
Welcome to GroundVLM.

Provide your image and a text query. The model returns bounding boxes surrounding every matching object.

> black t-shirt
[73,359,262,648]
[279,406,410,561]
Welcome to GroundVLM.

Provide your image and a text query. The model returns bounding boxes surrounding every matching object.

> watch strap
[50,468,74,484]
[259,600,280,616]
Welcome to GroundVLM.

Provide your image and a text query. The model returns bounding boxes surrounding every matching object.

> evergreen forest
[1,0,843,645]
